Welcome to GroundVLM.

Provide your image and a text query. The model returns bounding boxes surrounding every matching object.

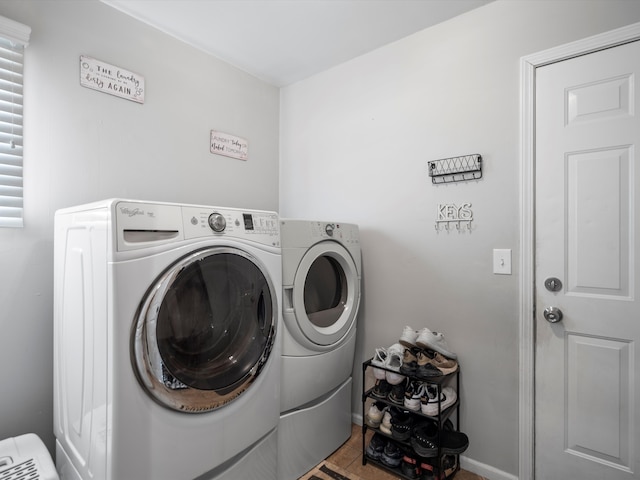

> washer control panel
[184,206,279,245]
[115,201,280,251]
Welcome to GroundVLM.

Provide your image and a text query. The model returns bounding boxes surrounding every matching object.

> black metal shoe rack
[361,359,461,479]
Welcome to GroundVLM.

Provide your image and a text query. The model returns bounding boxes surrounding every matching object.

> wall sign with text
[435,202,473,232]
[80,56,145,104]
[210,131,248,161]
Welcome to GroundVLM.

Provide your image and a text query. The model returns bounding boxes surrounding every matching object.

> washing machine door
[289,242,360,347]
[132,246,277,413]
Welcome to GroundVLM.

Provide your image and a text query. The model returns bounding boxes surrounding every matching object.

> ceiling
[101,0,492,87]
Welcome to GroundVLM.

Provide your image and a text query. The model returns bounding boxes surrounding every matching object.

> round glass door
[291,242,360,346]
[304,255,348,328]
[132,247,277,413]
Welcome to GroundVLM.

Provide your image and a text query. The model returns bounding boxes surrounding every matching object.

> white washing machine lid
[284,241,360,347]
[132,246,277,413]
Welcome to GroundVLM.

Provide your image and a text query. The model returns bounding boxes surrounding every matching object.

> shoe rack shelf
[361,359,461,480]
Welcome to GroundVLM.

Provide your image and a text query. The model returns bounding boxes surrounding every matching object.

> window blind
[0,15,30,228]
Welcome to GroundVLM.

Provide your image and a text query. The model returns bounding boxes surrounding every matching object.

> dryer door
[289,242,360,347]
[132,247,277,413]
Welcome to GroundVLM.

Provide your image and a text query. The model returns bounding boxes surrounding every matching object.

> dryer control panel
[310,221,360,246]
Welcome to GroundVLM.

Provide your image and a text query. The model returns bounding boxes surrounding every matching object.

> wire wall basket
[428,154,482,184]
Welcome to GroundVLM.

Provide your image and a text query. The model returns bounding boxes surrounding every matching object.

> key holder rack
[428,154,482,184]
[435,202,473,232]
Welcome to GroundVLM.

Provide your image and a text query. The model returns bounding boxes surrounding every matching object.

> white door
[535,40,640,478]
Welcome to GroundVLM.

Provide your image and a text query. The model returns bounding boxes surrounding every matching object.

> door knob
[543,306,563,323]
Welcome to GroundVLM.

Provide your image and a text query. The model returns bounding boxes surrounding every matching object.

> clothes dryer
[53,199,281,480]
[277,219,361,480]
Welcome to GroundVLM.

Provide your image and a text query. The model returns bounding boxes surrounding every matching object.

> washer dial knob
[208,212,226,232]
[325,224,335,237]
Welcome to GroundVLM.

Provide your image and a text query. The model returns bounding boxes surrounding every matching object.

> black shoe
[419,458,438,480]
[400,347,420,375]
[388,378,407,405]
[390,410,413,441]
[441,429,469,455]
[442,454,458,478]
[371,379,392,399]
[380,440,403,468]
[400,452,421,479]
[410,421,439,457]
[365,433,386,460]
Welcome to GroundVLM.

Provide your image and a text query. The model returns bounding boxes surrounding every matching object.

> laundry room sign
[79,56,145,103]
[210,130,249,161]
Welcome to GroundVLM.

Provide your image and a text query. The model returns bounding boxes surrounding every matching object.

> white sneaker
[371,347,388,380]
[415,328,457,360]
[399,326,418,348]
[365,401,385,428]
[380,408,393,435]
[421,386,457,416]
[403,380,425,411]
[385,343,406,385]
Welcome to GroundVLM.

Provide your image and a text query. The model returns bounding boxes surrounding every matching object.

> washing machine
[53,199,281,480]
[277,219,361,480]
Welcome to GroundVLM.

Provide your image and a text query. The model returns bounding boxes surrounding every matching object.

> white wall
[0,0,279,454]
[280,1,640,477]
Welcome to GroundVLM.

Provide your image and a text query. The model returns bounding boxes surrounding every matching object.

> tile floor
[319,424,488,480]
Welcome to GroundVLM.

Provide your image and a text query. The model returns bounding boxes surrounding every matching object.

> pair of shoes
[371,344,406,385]
[427,351,459,375]
[380,438,404,468]
[365,401,386,428]
[400,347,421,376]
[416,327,457,360]
[416,350,444,379]
[415,349,459,379]
[366,431,405,468]
[400,451,421,479]
[371,378,407,406]
[418,458,439,480]
[421,385,457,416]
[401,453,440,480]
[365,432,386,460]
[371,379,392,399]
[400,326,458,360]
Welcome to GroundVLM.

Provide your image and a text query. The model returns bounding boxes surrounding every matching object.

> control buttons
[208,212,226,233]
[325,224,335,237]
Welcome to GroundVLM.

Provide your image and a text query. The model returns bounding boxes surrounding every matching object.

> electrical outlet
[493,249,512,275]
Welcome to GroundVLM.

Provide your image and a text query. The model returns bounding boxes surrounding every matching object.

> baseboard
[460,456,518,480]
[352,413,363,426]
[353,413,518,480]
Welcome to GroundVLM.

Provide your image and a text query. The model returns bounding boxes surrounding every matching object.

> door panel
[535,40,640,479]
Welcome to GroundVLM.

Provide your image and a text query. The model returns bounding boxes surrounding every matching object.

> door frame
[519,22,640,480]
